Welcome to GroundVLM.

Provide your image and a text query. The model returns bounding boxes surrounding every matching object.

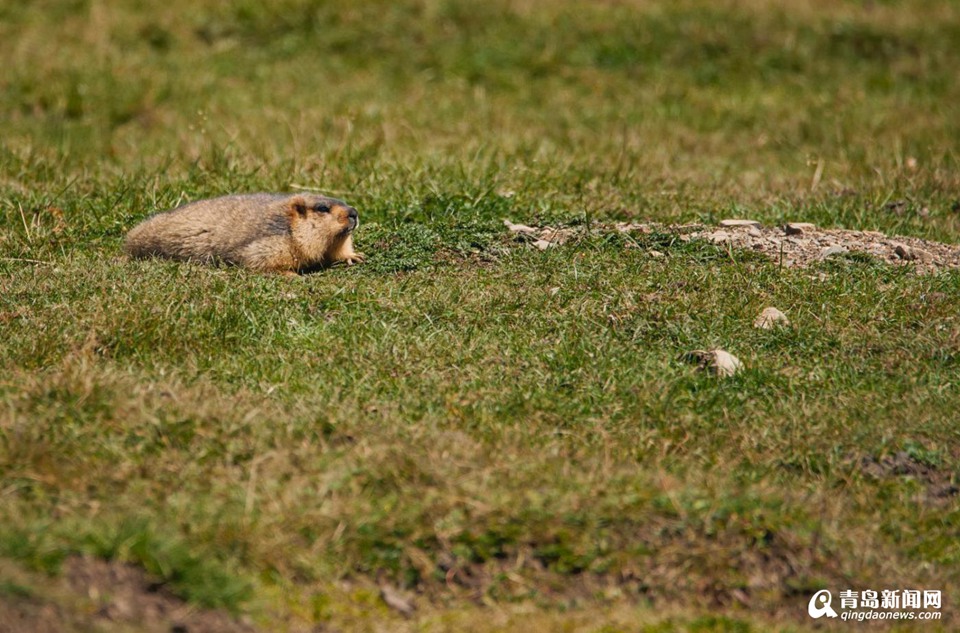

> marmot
[124,193,364,274]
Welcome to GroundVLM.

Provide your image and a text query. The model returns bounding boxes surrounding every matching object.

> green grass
[1,1,959,630]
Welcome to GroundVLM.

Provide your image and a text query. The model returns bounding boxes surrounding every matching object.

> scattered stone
[615,222,652,233]
[648,250,665,258]
[540,227,575,244]
[754,307,790,329]
[893,243,934,263]
[708,231,731,244]
[719,219,761,228]
[819,245,848,259]
[682,349,743,377]
[747,226,762,238]
[784,222,816,236]
[504,219,576,249]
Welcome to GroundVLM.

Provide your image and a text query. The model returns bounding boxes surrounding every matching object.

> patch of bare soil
[404,526,843,619]
[0,595,88,633]
[694,221,960,272]
[0,555,257,633]
[504,218,960,272]
[859,452,960,504]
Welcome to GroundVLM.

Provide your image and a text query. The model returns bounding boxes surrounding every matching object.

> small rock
[540,227,574,245]
[707,231,731,244]
[503,219,538,235]
[708,350,743,377]
[784,222,816,236]
[719,219,761,228]
[532,239,553,251]
[380,585,416,617]
[819,245,848,259]
[616,222,651,233]
[754,307,790,329]
[747,227,762,238]
[682,349,743,378]
[648,250,665,258]
[894,243,934,263]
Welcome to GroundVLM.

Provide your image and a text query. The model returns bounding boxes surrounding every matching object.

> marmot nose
[346,207,358,220]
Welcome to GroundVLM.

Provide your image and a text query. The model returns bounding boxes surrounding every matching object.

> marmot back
[124,193,364,273]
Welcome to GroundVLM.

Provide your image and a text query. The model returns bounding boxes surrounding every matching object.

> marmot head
[288,194,358,237]
[286,194,359,267]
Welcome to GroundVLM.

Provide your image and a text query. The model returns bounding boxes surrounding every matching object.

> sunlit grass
[1,1,958,630]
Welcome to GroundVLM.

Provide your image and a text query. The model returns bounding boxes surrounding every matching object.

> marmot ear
[290,196,308,216]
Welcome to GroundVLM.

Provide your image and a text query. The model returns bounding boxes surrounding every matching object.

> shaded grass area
[1,0,959,630]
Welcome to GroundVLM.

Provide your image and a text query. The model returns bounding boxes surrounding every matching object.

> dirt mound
[504,218,960,272]
[693,220,960,272]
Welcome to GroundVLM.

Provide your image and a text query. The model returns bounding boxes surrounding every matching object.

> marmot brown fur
[124,193,364,274]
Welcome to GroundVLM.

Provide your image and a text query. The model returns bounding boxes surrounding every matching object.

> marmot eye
[314,204,331,213]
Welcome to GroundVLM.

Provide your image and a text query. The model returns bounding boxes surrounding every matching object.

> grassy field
[2,0,959,631]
